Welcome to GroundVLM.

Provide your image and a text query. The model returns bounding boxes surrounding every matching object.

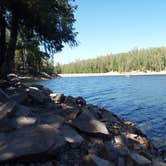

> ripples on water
[36,75,166,150]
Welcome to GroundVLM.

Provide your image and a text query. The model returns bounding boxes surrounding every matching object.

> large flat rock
[71,110,109,136]
[0,124,66,162]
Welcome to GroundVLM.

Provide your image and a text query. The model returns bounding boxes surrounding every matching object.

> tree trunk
[0,5,6,78]
[3,10,18,76]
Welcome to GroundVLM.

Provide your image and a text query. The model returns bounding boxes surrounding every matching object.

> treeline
[0,0,77,78]
[60,47,166,73]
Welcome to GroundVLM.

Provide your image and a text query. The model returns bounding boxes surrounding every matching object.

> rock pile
[0,74,165,165]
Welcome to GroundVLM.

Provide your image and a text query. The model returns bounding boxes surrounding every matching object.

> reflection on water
[36,75,166,150]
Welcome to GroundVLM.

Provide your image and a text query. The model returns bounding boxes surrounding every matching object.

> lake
[36,75,166,151]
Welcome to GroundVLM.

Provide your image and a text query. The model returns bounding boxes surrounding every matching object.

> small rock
[80,154,111,166]
[50,93,65,103]
[76,96,86,106]
[16,116,37,127]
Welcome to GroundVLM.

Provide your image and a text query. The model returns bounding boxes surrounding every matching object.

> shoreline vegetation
[59,47,166,74]
[0,74,165,165]
[59,70,166,77]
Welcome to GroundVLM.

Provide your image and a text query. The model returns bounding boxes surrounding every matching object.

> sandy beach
[59,70,166,77]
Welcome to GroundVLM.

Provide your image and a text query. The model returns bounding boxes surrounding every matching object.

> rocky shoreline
[0,74,165,166]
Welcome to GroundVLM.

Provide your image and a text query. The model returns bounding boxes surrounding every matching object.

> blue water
[36,75,166,150]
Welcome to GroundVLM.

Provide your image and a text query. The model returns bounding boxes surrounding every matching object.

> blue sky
[55,0,166,64]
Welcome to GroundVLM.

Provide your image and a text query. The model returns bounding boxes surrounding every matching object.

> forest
[60,47,166,73]
[0,0,77,78]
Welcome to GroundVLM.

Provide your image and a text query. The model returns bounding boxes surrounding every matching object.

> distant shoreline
[59,70,166,77]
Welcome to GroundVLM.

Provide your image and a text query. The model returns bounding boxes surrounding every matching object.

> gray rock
[71,110,109,136]
[129,152,151,165]
[80,154,112,166]
[0,124,66,162]
[61,125,84,144]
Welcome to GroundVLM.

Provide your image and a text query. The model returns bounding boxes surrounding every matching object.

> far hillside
[58,47,166,73]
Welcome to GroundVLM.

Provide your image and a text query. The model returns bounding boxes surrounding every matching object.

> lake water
[36,75,166,151]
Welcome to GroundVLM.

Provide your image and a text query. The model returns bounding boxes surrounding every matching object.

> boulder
[80,154,112,166]
[61,125,84,144]
[129,152,151,165]
[27,87,50,104]
[0,124,66,162]
[71,110,109,136]
[50,93,65,103]
[30,84,52,95]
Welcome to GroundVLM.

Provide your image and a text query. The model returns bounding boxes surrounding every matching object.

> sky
[54,0,166,64]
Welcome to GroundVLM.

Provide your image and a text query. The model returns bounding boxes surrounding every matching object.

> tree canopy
[0,0,77,77]
[60,47,166,73]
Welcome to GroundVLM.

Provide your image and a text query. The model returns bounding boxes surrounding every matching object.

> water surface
[36,75,166,150]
